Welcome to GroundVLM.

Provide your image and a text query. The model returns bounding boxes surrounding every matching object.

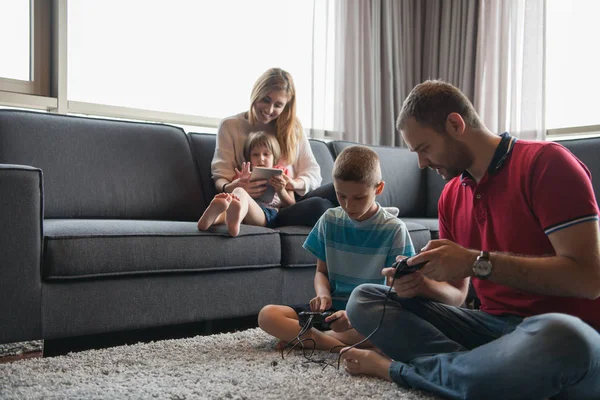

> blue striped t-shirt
[303,204,415,310]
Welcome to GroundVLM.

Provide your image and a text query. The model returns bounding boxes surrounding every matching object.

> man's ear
[445,113,466,137]
[375,181,385,195]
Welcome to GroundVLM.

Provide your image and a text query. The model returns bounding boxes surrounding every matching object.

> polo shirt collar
[460,132,517,182]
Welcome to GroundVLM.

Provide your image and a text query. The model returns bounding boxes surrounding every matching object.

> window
[67,0,320,128]
[0,0,50,97]
[546,0,600,132]
[0,0,30,81]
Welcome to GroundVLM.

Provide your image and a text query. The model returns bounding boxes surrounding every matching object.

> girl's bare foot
[340,347,393,382]
[226,194,243,237]
[197,193,231,230]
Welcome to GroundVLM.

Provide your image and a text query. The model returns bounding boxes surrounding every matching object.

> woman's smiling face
[253,90,289,124]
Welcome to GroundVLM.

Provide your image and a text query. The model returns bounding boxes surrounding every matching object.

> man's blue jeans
[346,284,600,400]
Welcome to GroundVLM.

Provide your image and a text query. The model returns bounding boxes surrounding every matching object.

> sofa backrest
[328,140,428,217]
[309,139,335,186]
[0,110,204,220]
[188,132,218,206]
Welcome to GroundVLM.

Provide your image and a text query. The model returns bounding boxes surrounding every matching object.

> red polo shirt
[439,133,600,329]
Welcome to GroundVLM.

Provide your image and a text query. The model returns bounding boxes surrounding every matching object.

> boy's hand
[309,294,332,312]
[326,310,352,332]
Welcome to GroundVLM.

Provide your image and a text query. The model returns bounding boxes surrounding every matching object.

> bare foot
[340,347,393,382]
[197,193,231,230]
[225,194,243,237]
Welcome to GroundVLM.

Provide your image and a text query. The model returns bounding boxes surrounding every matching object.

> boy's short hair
[396,79,483,134]
[333,145,382,187]
[243,131,281,164]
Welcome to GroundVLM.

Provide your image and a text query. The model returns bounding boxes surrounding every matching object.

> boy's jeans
[346,284,600,400]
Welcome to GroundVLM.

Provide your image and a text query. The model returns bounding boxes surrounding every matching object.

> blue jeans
[346,284,600,400]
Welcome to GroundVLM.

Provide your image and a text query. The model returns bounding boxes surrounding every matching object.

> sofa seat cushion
[278,226,315,268]
[277,221,432,268]
[43,220,281,280]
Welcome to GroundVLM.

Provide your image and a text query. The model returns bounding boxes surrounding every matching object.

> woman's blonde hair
[248,68,301,163]
[243,131,281,165]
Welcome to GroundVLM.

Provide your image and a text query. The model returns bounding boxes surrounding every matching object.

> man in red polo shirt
[341,80,600,399]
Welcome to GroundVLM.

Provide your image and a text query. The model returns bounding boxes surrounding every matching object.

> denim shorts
[261,206,278,228]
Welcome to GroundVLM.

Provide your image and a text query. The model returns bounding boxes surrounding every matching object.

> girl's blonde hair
[248,67,302,163]
[243,131,282,166]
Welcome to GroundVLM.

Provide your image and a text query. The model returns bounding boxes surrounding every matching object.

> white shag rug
[0,328,442,400]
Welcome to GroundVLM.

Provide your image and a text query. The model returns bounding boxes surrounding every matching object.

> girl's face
[250,144,275,168]
[253,90,289,124]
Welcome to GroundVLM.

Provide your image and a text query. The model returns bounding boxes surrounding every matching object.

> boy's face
[250,145,275,168]
[333,178,383,222]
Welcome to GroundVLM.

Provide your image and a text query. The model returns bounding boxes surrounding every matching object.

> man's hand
[383,267,426,298]
[327,310,352,332]
[310,294,332,312]
[409,239,477,282]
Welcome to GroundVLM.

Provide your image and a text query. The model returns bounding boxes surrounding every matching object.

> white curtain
[332,0,479,146]
[473,0,546,140]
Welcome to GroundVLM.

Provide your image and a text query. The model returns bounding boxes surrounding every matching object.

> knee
[258,304,279,330]
[346,284,384,329]
[522,313,597,365]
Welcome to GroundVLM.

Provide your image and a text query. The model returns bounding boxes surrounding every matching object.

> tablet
[250,167,283,181]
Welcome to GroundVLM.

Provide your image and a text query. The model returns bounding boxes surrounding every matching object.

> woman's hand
[309,294,332,312]
[282,174,302,191]
[327,310,352,332]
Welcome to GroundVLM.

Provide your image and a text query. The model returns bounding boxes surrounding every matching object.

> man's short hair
[396,80,482,134]
[333,145,382,187]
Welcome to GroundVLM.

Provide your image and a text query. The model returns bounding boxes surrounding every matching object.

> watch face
[474,260,493,278]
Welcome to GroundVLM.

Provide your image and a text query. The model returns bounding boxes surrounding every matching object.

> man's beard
[439,139,474,179]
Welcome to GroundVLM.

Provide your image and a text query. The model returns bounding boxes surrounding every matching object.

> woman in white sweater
[211,67,336,227]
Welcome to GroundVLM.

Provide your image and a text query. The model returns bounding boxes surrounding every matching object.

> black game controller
[393,257,427,278]
[298,311,337,330]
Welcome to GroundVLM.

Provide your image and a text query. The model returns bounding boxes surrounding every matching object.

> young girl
[198,131,295,236]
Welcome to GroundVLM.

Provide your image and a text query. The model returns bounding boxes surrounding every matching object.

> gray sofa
[1,109,598,347]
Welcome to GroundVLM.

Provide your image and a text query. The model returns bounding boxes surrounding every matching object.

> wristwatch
[472,251,493,279]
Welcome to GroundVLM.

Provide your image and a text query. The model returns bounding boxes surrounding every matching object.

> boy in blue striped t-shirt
[258,145,415,352]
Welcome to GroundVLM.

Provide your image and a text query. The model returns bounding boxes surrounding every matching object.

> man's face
[401,117,473,180]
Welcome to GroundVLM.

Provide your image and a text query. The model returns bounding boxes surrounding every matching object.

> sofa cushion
[42,219,281,279]
[426,168,447,218]
[403,218,439,240]
[0,110,204,220]
[278,226,315,267]
[188,132,218,208]
[328,141,427,216]
[309,139,335,186]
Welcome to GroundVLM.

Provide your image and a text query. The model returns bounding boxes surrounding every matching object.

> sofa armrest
[0,164,43,343]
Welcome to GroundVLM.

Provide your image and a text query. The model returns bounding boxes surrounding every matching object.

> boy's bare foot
[340,347,393,382]
[226,194,243,237]
[197,193,231,230]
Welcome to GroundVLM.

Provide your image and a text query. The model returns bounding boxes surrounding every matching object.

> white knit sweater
[211,112,322,196]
